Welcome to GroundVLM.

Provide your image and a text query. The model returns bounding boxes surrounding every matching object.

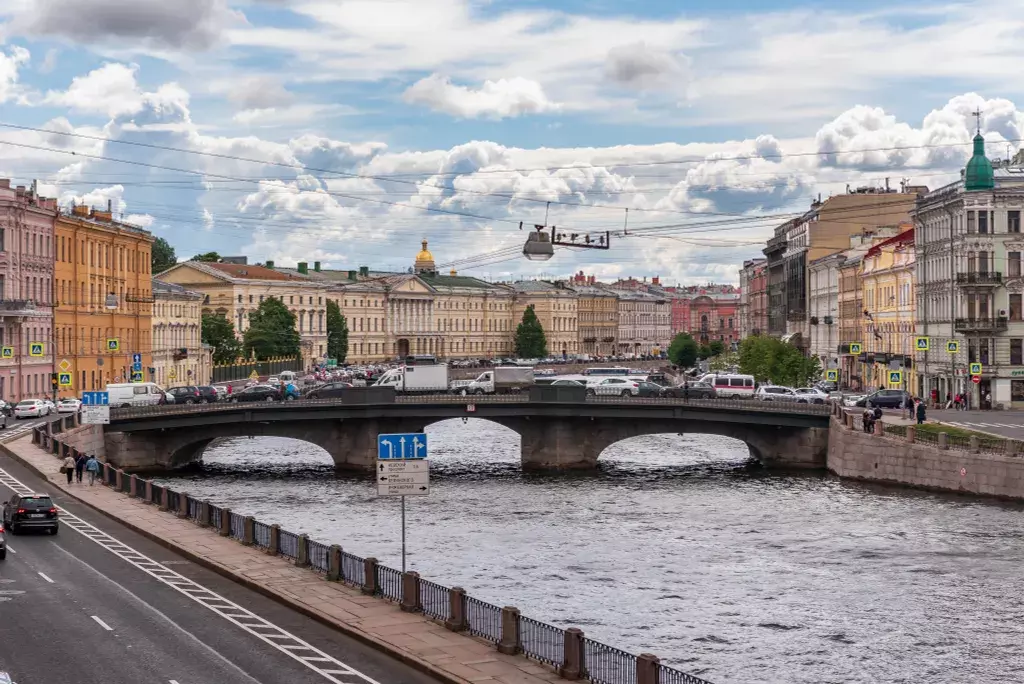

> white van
[698,373,755,399]
[278,370,297,384]
[106,382,166,408]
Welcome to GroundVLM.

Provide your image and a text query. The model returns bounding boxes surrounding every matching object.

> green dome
[965,133,994,191]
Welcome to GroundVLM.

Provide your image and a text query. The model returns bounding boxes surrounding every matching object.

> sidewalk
[2,436,562,684]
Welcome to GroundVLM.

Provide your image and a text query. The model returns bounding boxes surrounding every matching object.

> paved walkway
[2,436,563,684]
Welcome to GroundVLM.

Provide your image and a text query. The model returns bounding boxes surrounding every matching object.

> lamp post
[106,292,117,384]
[521,223,611,261]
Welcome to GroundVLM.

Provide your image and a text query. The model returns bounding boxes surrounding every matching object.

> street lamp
[521,222,611,261]
[105,293,118,310]
[522,227,554,261]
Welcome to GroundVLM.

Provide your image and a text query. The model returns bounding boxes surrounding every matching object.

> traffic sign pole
[401,495,406,573]
[377,432,430,574]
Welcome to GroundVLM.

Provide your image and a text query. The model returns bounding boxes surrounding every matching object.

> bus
[582,367,631,377]
[405,355,438,366]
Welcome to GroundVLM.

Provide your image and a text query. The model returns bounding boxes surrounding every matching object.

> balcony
[787,310,806,322]
[954,317,1009,334]
[956,272,1003,286]
[0,299,44,317]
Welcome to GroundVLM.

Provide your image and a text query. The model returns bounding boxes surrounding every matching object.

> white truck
[374,364,449,394]
[464,366,535,395]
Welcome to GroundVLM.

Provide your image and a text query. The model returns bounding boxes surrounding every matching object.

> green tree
[709,351,739,372]
[243,298,301,360]
[326,300,349,363]
[201,314,242,365]
[151,237,177,274]
[514,305,548,358]
[667,332,699,368]
[191,251,222,262]
[738,335,821,387]
[708,340,725,357]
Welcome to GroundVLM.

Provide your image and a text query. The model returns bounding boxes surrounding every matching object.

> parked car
[794,387,830,404]
[635,381,663,397]
[2,493,58,536]
[42,399,55,413]
[229,385,283,402]
[167,386,203,404]
[0,399,13,416]
[304,382,353,399]
[843,394,866,407]
[14,399,50,418]
[57,398,82,413]
[212,385,229,401]
[196,386,220,403]
[551,379,586,387]
[586,377,640,397]
[754,386,799,402]
[660,381,716,399]
[855,389,912,409]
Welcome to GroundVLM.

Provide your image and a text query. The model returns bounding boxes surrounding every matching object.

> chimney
[359,266,369,277]
[348,270,357,281]
[652,276,660,286]
[15,186,25,197]
[297,261,308,274]
[73,205,89,217]
[265,260,274,269]
[314,261,321,272]
[107,199,112,212]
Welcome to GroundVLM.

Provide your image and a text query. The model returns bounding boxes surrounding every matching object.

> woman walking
[85,454,100,485]
[61,453,76,484]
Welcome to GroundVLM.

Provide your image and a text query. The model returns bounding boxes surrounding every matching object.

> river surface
[153,419,1024,684]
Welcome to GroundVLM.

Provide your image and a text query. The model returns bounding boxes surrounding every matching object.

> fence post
[970,436,980,453]
[115,469,124,492]
[158,486,169,512]
[129,474,139,498]
[220,508,232,536]
[400,572,421,612]
[327,544,342,581]
[177,492,190,518]
[267,524,280,556]
[446,587,468,632]
[144,480,154,504]
[102,463,112,487]
[873,420,883,436]
[199,501,211,527]
[905,426,915,444]
[637,654,660,684]
[296,534,309,566]
[938,432,949,450]
[243,516,255,545]
[361,557,378,595]
[560,627,584,681]
[497,606,521,655]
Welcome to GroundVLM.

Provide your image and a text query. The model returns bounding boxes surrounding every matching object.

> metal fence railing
[229,512,245,541]
[278,530,298,559]
[466,596,503,643]
[253,521,271,549]
[419,578,451,621]
[882,423,907,439]
[166,490,180,512]
[187,496,200,522]
[584,639,637,684]
[376,564,403,601]
[210,505,223,531]
[658,663,715,684]
[308,540,330,573]
[341,551,364,586]
[521,615,565,667]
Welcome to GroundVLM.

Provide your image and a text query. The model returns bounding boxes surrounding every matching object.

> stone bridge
[99,387,832,473]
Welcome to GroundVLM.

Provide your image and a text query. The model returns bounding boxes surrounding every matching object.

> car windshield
[19,497,53,509]
[16,400,37,406]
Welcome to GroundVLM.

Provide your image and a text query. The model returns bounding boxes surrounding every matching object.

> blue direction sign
[377,433,428,460]
[132,353,142,364]
[82,391,109,406]
[132,362,142,372]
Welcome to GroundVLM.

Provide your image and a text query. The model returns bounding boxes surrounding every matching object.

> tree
[191,252,222,262]
[243,298,301,360]
[708,340,726,357]
[667,332,699,368]
[738,335,821,387]
[514,305,548,358]
[152,237,177,274]
[326,300,349,363]
[201,314,242,365]
[697,344,713,360]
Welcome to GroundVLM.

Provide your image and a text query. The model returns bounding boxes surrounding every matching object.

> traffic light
[50,373,58,388]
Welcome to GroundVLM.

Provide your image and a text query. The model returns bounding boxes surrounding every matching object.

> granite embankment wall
[827,414,1024,499]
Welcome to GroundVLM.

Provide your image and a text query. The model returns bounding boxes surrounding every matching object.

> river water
[153,419,1024,684]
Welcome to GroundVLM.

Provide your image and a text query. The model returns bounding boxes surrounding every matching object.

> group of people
[862,393,928,433]
[59,452,101,485]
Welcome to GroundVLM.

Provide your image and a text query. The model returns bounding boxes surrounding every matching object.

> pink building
[0,180,56,402]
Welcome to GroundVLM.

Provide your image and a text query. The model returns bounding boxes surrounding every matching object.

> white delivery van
[697,373,755,399]
[278,370,297,383]
[106,382,166,408]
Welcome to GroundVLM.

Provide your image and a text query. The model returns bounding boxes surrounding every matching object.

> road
[0,450,440,684]
[925,408,1024,438]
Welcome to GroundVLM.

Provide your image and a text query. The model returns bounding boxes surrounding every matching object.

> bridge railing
[39,431,717,684]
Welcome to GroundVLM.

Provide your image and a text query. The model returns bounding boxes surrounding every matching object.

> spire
[964,110,994,192]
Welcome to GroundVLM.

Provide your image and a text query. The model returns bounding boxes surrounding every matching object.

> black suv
[196,386,219,403]
[167,386,202,404]
[2,493,59,535]
[855,389,912,409]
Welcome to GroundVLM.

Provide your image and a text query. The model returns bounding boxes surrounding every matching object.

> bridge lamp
[105,293,119,310]
[522,226,554,262]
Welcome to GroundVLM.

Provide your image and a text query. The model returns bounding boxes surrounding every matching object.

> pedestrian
[862,406,874,433]
[916,398,927,425]
[61,453,76,484]
[85,454,100,485]
[74,451,86,483]
[954,393,962,411]
[985,391,992,410]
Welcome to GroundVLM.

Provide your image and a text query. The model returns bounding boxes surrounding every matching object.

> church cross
[972,108,983,134]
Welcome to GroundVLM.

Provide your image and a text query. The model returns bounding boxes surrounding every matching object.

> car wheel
[284,395,294,401]
[200,399,208,404]
[585,389,595,396]
[265,396,275,402]
[229,398,238,403]
[620,390,631,397]
[49,526,58,535]
[731,394,740,400]
[184,399,195,405]
[120,403,131,409]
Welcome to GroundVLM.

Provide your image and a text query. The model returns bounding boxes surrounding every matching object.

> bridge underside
[104,415,828,473]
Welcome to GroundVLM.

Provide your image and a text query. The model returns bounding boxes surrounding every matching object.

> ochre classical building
[152,279,212,387]
[567,272,618,356]
[54,204,154,397]
[511,280,579,358]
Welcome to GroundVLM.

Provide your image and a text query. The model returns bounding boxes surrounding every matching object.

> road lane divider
[91,615,114,631]
[0,466,378,684]
[37,572,54,583]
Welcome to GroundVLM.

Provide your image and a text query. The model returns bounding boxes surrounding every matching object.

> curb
[0,439,478,684]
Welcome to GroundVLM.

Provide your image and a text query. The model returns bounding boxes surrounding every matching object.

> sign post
[377,432,430,572]
[81,391,110,425]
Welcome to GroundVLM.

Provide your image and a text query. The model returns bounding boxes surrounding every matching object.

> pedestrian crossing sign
[58,373,72,387]
[888,370,902,385]
[947,340,959,353]
[130,370,144,383]
[29,342,44,357]
[0,347,12,359]
[970,362,982,376]
[249,370,259,380]
[850,342,862,355]
[107,338,120,352]
[915,337,930,351]
[825,369,839,382]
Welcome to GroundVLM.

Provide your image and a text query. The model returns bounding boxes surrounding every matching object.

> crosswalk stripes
[0,422,42,443]
[943,421,1024,430]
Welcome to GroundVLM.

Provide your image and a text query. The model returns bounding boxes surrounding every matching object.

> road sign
[915,337,930,351]
[81,391,109,406]
[0,347,12,359]
[378,460,430,490]
[132,362,142,372]
[947,340,960,353]
[29,342,44,357]
[130,370,143,383]
[377,483,430,496]
[249,370,259,380]
[59,359,71,372]
[168,369,177,380]
[969,362,982,376]
[107,338,120,352]
[82,405,110,425]
[888,370,902,385]
[377,433,428,460]
[972,375,981,384]
[132,353,142,364]
[58,372,72,387]
[850,343,862,355]
[825,369,839,382]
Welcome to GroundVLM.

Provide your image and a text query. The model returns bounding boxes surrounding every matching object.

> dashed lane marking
[37,572,54,584]
[0,466,379,684]
[91,615,113,631]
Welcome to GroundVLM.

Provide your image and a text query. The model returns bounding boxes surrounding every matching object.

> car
[196,386,220,403]
[42,399,56,413]
[0,519,5,559]
[57,398,82,413]
[660,381,716,399]
[586,377,640,397]
[2,493,58,536]
[550,379,585,387]
[212,385,229,401]
[167,386,203,404]
[0,399,12,416]
[794,387,829,404]
[854,389,912,409]
[635,381,664,397]
[754,386,799,402]
[107,382,166,408]
[305,382,353,399]
[843,394,866,407]
[229,385,283,403]
[14,399,50,418]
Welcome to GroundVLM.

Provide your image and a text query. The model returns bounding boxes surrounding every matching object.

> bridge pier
[512,418,619,470]
[330,419,428,472]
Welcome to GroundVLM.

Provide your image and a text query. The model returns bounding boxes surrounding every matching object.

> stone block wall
[827,417,1024,499]
[60,424,106,460]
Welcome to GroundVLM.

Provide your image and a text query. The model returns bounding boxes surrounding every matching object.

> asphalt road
[925,408,1024,438]
[0,452,441,684]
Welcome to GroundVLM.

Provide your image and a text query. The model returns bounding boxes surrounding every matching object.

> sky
[1,0,1023,285]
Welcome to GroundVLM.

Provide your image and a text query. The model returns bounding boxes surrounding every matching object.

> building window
[1011,252,1022,278]
[967,211,976,234]
[1013,380,1024,401]
[1010,210,1022,234]
[1012,339,1023,366]
[1012,294,1022,322]
[979,211,989,234]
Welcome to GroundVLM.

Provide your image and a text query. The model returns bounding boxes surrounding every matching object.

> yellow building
[860,226,916,391]
[567,279,618,356]
[511,280,579,357]
[54,205,154,397]
[152,279,212,387]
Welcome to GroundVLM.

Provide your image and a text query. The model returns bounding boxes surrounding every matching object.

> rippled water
[154,419,1024,684]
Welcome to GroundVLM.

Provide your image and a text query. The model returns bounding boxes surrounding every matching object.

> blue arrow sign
[132,353,142,364]
[377,433,428,460]
[82,391,109,406]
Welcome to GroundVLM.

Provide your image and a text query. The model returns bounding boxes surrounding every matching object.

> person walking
[916,398,927,425]
[61,453,76,485]
[85,454,100,485]
[74,451,86,483]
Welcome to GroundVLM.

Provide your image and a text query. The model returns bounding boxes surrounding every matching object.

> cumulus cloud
[13,0,240,51]
[226,75,293,111]
[44,63,145,118]
[604,42,690,90]
[0,46,31,104]
[402,74,560,119]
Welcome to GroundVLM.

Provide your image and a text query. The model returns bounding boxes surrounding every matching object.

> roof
[965,133,995,191]
[865,227,915,258]
[418,272,506,291]
[153,279,203,299]
[206,262,304,281]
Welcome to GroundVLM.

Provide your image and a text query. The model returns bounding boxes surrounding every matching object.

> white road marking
[6,546,14,554]
[0,466,375,684]
[91,615,113,631]
[169,680,180,684]
[37,572,54,583]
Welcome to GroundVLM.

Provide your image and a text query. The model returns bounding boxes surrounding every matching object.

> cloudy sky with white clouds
[1,0,1023,284]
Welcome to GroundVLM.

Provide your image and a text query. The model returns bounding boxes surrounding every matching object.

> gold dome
[414,238,436,273]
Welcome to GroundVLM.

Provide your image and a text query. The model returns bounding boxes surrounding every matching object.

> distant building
[510,280,579,358]
[567,272,618,356]
[152,279,212,387]
[739,259,767,338]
